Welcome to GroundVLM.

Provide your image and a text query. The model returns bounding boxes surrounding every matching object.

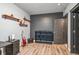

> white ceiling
[15,3,69,15]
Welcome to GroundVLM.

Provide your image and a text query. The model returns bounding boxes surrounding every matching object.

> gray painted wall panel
[30,12,63,40]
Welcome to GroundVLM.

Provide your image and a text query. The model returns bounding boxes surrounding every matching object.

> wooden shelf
[23,18,30,23]
[19,21,28,27]
[2,14,19,22]
[2,14,30,27]
[19,24,28,27]
[19,18,30,27]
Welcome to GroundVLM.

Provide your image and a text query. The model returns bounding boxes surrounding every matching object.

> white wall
[63,3,77,16]
[0,3,30,42]
[63,3,77,52]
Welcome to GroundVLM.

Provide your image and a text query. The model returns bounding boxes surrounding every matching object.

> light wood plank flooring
[18,43,69,55]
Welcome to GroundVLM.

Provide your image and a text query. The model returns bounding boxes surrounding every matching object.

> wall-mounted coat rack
[2,14,30,27]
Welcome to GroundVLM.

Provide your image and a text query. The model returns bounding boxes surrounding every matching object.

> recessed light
[58,3,61,6]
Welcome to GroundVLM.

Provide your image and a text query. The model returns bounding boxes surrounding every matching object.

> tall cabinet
[71,4,79,54]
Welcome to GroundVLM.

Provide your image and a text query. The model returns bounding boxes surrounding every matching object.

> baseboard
[35,40,53,44]
[68,47,70,52]
[64,44,70,53]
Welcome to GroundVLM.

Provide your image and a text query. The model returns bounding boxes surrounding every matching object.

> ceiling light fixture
[58,3,61,6]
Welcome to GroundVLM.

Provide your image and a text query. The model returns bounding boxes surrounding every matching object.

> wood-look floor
[18,43,69,55]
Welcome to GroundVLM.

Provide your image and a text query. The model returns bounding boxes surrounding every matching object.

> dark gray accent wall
[30,12,63,40]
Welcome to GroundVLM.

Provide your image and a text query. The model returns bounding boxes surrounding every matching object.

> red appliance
[22,36,26,47]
